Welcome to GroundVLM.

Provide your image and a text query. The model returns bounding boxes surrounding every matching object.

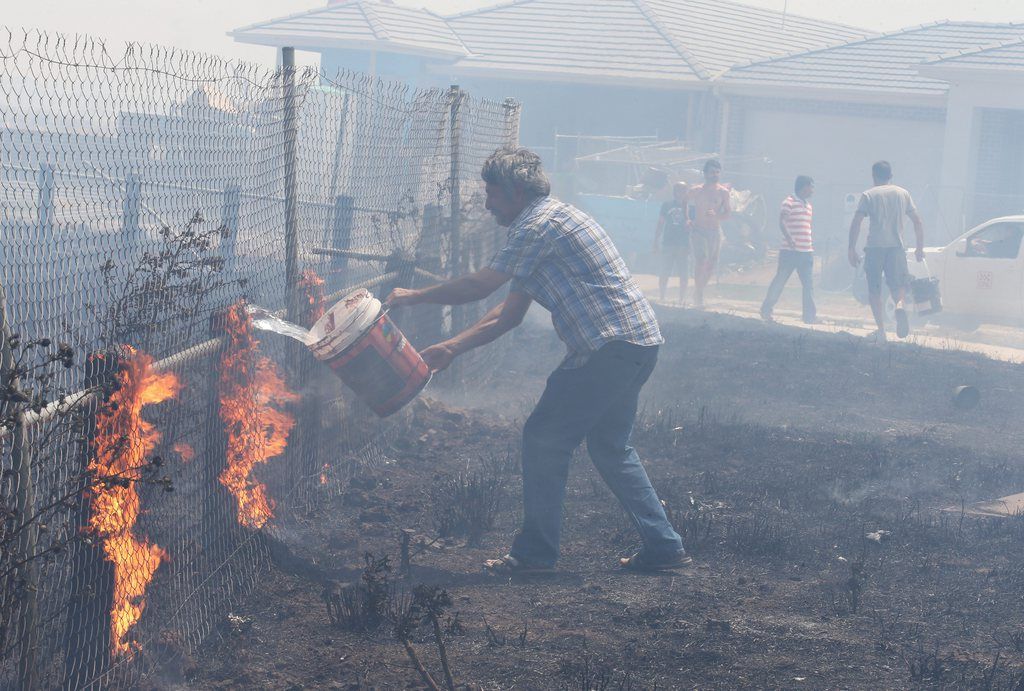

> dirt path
[633,271,1024,364]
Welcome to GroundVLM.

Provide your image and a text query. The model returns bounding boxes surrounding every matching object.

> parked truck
[909,215,1024,325]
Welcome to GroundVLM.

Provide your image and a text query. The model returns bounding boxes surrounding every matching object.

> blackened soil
[175,309,1024,690]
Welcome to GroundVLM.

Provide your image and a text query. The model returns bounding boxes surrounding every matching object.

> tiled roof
[230,0,867,87]
[443,0,708,85]
[924,38,1024,72]
[229,1,468,57]
[640,0,867,76]
[444,0,866,85]
[723,22,1024,95]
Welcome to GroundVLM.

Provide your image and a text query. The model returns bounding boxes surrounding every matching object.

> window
[965,222,1024,259]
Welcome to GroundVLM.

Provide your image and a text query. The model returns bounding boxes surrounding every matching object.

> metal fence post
[2,281,39,690]
[502,97,520,147]
[62,352,118,690]
[447,85,464,335]
[220,184,241,274]
[122,173,141,253]
[281,47,300,322]
[329,195,355,277]
[415,203,446,348]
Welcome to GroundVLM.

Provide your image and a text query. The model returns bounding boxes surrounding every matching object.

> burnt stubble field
[176,308,1024,690]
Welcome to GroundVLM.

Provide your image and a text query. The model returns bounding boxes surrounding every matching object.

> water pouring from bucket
[249,290,431,417]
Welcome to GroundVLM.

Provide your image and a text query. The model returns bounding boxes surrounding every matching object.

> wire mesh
[0,27,518,690]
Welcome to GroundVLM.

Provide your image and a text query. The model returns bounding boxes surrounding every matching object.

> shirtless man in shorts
[689,159,731,308]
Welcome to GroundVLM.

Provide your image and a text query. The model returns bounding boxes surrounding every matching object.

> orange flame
[172,442,194,463]
[320,463,330,486]
[218,302,298,529]
[297,269,325,326]
[88,347,180,656]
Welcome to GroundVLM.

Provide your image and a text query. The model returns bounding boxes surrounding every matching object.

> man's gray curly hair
[481,146,551,198]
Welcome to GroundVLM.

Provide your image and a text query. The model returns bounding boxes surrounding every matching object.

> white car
[909,215,1024,324]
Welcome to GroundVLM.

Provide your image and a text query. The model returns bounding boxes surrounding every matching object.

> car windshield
[966,222,1024,259]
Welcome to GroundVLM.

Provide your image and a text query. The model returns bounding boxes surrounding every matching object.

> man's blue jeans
[509,341,684,567]
[761,249,816,323]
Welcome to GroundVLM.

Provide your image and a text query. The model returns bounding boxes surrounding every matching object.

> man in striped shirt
[760,176,816,323]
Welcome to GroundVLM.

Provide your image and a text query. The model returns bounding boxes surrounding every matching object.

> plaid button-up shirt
[488,196,663,368]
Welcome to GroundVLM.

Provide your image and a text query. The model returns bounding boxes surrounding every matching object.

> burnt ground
[170,308,1024,690]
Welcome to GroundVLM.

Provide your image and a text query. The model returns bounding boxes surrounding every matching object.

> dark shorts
[659,243,689,278]
[864,246,909,296]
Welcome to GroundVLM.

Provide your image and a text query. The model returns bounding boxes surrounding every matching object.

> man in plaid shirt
[388,147,687,574]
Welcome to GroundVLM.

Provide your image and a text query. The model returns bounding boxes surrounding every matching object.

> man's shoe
[895,307,910,338]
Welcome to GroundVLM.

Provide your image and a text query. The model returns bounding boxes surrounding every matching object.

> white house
[719,22,1024,243]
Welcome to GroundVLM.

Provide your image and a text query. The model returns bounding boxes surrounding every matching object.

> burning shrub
[217,302,298,529]
[88,347,181,655]
[430,471,507,546]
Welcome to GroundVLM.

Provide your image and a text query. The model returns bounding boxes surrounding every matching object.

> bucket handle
[920,256,933,280]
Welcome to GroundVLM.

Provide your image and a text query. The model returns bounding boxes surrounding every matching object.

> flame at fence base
[219,302,298,529]
[89,348,181,656]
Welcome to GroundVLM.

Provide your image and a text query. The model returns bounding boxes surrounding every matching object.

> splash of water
[247,307,311,344]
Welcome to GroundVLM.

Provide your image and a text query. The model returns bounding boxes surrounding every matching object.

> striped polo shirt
[780,195,813,252]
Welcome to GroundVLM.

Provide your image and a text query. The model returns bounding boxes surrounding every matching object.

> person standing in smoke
[654,181,693,304]
[760,175,816,323]
[688,159,731,309]
[386,147,689,573]
[848,160,925,341]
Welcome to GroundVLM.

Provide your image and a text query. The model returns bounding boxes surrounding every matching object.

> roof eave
[430,62,709,91]
[918,62,1024,83]
[228,31,467,60]
[716,80,948,108]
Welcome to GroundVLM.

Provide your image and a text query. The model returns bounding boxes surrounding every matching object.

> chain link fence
[0,28,519,690]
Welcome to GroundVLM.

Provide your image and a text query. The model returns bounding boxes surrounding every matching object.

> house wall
[973,107,1024,225]
[936,76,1024,235]
[724,95,947,252]
[319,49,698,157]
[451,79,695,154]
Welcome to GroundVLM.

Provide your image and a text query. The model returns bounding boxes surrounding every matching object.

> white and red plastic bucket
[306,289,430,417]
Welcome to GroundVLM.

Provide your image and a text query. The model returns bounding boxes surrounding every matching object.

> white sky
[3,0,1023,67]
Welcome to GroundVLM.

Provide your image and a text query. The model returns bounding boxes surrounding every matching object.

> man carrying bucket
[386,147,688,574]
[848,160,925,342]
